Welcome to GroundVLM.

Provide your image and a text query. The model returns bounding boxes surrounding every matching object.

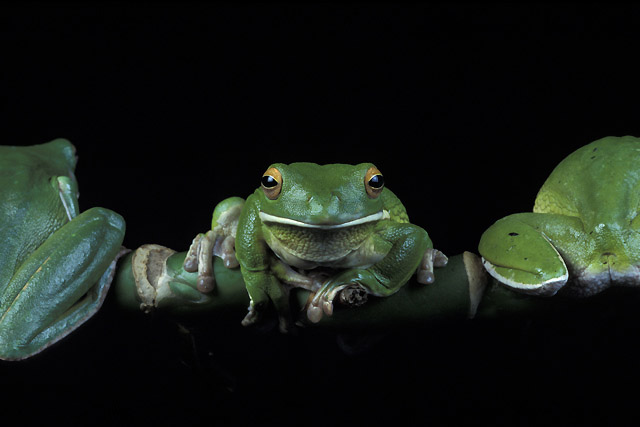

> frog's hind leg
[0,207,125,360]
[478,212,581,296]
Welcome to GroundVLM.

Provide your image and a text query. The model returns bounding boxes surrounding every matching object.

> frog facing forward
[185,163,447,330]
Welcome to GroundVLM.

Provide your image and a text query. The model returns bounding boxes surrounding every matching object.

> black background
[3,3,640,426]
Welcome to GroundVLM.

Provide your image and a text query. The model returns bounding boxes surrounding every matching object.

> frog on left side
[0,139,126,360]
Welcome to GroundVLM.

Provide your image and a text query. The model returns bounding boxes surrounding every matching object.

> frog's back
[0,139,75,175]
[534,136,640,226]
[0,139,77,289]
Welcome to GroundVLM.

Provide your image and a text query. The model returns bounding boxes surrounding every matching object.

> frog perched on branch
[184,163,447,331]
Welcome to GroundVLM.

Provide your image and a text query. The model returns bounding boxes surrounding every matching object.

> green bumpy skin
[0,139,125,360]
[479,136,640,297]
[188,163,440,330]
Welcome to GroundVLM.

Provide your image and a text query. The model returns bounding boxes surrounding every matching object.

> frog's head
[257,162,387,227]
[255,163,390,266]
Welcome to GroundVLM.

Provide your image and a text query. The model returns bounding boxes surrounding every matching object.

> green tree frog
[184,163,447,330]
[0,139,126,360]
[479,136,640,297]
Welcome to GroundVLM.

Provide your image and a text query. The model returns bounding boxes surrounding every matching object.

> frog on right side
[479,136,640,297]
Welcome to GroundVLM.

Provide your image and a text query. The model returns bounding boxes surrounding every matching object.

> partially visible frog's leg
[241,268,291,333]
[308,222,432,322]
[416,248,449,284]
[0,207,125,360]
[184,231,216,292]
[270,258,320,291]
[183,197,244,293]
[478,212,584,296]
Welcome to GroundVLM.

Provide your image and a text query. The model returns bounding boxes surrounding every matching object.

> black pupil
[369,174,384,189]
[262,175,278,188]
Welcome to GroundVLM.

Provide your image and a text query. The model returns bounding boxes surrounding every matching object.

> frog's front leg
[0,208,125,360]
[240,267,292,332]
[183,197,244,293]
[234,197,294,332]
[307,222,435,322]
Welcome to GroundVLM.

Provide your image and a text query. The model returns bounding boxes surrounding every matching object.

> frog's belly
[264,222,385,270]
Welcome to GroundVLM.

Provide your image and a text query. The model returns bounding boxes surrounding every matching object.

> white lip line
[481,257,568,290]
[259,210,389,229]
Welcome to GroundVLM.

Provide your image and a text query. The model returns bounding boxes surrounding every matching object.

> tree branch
[113,244,585,329]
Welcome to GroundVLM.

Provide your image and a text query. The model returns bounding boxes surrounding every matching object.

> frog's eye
[261,167,282,200]
[364,166,384,198]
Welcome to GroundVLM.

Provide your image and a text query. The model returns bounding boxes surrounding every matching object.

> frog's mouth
[259,210,390,265]
[258,210,389,229]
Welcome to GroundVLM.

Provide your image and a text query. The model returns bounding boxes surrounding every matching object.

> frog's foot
[214,235,239,268]
[183,198,243,293]
[241,305,261,327]
[241,301,292,334]
[416,248,449,284]
[183,231,239,294]
[183,231,216,293]
[242,272,293,333]
[306,281,367,323]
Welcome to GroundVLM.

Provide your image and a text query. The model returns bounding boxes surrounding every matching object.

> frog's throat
[258,210,389,229]
[260,209,390,268]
